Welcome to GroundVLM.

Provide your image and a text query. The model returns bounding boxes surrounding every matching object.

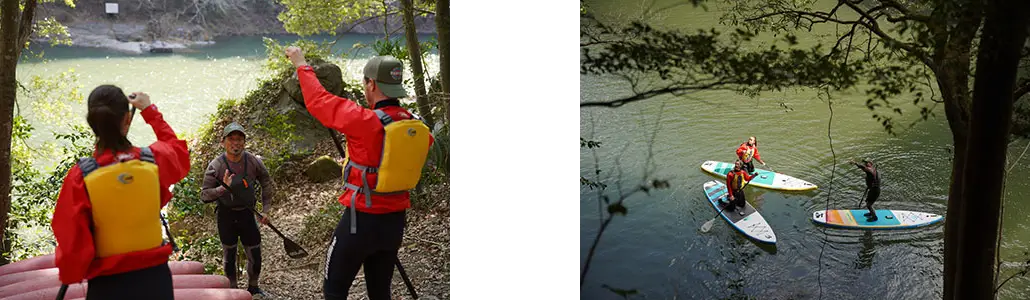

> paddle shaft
[251,209,289,239]
[55,284,68,300]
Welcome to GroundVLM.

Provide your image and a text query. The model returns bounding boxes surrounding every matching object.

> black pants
[743,161,756,173]
[86,262,173,300]
[217,206,262,289]
[865,186,881,213]
[323,207,406,300]
[725,190,746,211]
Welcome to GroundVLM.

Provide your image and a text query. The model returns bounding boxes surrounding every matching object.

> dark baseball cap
[363,55,408,99]
[223,122,245,139]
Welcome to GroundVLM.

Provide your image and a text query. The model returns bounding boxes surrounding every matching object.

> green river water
[580,1,1030,299]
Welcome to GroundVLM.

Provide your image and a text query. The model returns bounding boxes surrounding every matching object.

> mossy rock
[305,155,343,183]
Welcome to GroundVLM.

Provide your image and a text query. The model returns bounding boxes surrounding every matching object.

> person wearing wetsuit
[200,122,275,298]
[852,159,881,221]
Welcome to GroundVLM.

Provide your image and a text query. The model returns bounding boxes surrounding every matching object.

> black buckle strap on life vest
[140,146,155,164]
[78,157,99,177]
[374,109,394,126]
[77,146,153,177]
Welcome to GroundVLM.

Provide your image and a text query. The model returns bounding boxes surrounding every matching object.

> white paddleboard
[811,209,943,230]
[701,160,817,191]
[703,180,776,244]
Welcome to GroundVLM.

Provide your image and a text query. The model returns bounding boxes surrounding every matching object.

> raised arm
[139,105,190,206]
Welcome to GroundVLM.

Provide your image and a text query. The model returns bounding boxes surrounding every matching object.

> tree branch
[1014,78,1030,101]
[17,0,38,48]
[745,3,934,68]
[580,81,731,108]
[879,0,930,23]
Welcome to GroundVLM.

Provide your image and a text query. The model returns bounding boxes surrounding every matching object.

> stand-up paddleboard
[703,181,776,244]
[811,209,943,230]
[700,161,818,191]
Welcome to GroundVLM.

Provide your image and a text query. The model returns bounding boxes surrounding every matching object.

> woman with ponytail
[51,85,190,299]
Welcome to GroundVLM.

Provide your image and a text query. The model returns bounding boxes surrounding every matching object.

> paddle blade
[283,238,308,259]
[700,218,717,232]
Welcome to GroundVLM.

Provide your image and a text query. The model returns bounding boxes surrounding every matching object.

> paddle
[251,209,309,259]
[701,172,759,233]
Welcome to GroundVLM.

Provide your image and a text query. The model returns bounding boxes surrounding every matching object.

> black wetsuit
[200,152,274,294]
[855,162,881,218]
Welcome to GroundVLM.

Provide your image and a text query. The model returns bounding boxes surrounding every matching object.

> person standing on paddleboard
[726,160,758,216]
[200,122,275,298]
[52,86,190,299]
[850,159,881,221]
[736,136,766,173]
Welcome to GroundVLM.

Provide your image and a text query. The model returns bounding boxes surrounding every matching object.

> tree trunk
[944,130,967,299]
[434,0,451,104]
[0,0,27,264]
[954,1,1030,298]
[400,0,435,127]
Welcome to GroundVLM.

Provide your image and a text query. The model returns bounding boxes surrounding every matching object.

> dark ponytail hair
[86,85,132,152]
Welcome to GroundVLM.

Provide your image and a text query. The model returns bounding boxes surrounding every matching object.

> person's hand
[128,92,152,110]
[728,194,735,201]
[222,169,234,186]
[284,46,308,67]
[258,215,270,225]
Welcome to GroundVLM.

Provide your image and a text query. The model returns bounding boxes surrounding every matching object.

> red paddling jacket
[51,105,190,285]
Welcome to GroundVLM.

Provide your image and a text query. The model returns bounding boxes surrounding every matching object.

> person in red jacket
[725,160,757,216]
[735,136,766,173]
[285,47,434,299]
[51,85,190,299]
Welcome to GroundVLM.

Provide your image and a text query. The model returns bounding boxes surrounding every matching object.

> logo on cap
[390,67,403,80]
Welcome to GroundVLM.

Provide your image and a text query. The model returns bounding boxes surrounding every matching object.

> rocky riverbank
[34,0,437,54]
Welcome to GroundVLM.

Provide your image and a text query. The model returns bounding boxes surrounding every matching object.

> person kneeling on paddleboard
[850,159,881,221]
[736,136,766,173]
[52,86,190,299]
[725,160,758,216]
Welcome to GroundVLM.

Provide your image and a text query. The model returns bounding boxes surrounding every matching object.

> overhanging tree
[277,0,441,126]
[581,0,1030,298]
[0,0,72,263]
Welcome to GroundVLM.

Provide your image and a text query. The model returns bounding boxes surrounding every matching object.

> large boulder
[277,59,364,158]
[282,58,345,106]
[305,156,343,183]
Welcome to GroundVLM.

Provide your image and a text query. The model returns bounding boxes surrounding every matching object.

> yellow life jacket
[79,147,164,258]
[742,147,754,162]
[730,170,746,191]
[341,109,431,233]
